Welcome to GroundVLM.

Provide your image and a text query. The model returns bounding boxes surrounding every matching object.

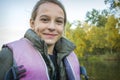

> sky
[0,0,107,48]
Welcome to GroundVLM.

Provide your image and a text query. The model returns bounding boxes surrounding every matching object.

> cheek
[58,26,64,35]
[34,26,41,35]
[34,23,43,32]
[33,20,41,32]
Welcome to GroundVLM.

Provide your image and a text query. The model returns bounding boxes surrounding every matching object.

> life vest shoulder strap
[64,52,80,80]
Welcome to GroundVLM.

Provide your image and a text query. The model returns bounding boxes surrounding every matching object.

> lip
[43,33,58,38]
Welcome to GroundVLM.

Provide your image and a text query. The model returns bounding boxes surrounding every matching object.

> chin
[45,40,56,46]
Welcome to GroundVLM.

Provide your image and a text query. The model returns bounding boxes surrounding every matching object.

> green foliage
[85,9,99,25]
[65,0,120,58]
[65,15,120,57]
[105,15,119,53]
[85,9,108,27]
[104,0,120,10]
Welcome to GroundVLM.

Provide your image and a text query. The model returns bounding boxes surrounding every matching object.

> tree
[105,15,118,54]
[104,0,120,10]
[104,0,120,33]
[85,9,108,27]
[85,9,99,25]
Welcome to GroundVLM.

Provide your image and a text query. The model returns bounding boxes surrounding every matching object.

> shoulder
[0,46,13,60]
[0,47,13,68]
[0,47,13,79]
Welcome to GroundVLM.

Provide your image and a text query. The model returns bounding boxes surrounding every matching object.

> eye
[40,18,49,23]
[56,19,64,25]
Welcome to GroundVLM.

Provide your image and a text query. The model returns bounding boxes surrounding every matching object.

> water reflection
[82,61,120,80]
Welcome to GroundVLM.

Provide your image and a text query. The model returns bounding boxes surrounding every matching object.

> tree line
[65,0,120,57]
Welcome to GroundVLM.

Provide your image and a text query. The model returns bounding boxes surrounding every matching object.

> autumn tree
[105,0,120,33]
[105,15,118,54]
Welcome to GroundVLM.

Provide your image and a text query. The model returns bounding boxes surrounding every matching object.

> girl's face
[30,2,64,46]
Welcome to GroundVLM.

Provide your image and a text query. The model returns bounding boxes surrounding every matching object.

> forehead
[37,2,64,17]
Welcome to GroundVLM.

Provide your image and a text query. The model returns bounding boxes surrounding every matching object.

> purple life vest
[6,38,80,80]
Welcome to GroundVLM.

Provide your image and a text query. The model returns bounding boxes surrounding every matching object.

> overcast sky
[0,0,107,48]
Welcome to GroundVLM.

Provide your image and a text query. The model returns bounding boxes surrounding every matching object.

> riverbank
[79,53,120,62]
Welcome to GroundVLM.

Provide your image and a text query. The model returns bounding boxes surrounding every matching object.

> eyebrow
[57,17,64,20]
[39,15,64,19]
[39,15,49,18]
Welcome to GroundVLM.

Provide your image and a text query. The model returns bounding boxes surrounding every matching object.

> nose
[48,21,55,31]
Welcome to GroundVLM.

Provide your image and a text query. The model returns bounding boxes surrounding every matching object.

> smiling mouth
[43,33,58,38]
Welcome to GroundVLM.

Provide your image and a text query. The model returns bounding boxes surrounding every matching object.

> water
[81,61,120,80]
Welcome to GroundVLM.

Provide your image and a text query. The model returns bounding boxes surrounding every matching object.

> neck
[47,44,55,55]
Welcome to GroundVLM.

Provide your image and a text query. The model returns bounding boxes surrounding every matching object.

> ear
[30,19,35,30]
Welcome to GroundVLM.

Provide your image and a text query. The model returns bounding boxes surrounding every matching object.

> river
[81,61,120,80]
